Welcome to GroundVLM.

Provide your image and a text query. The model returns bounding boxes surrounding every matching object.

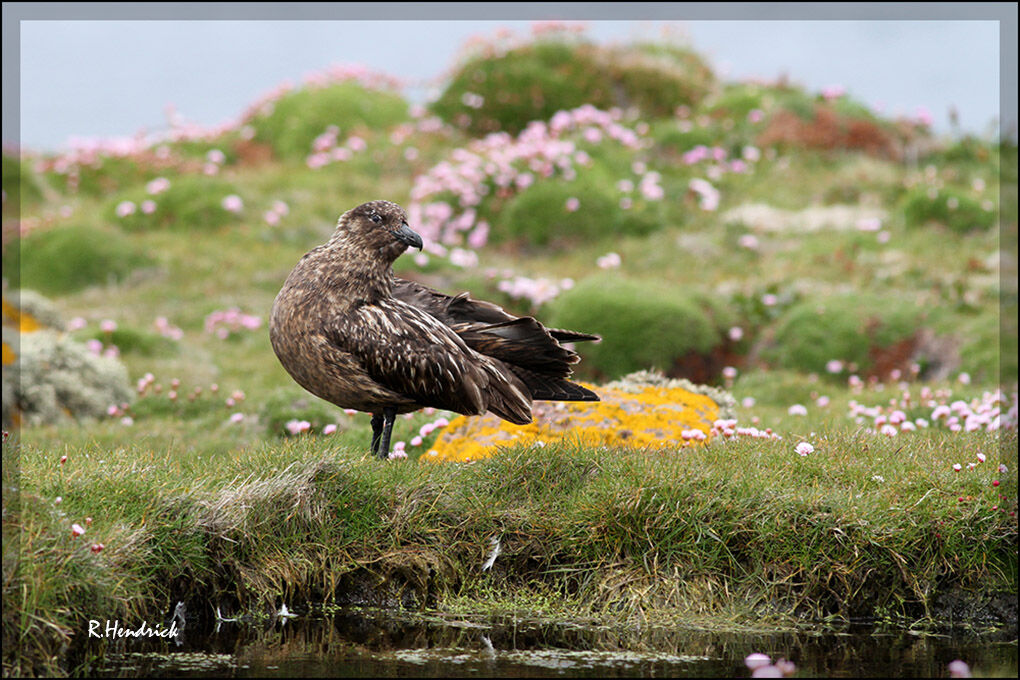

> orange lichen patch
[2,340,14,366]
[2,297,42,332]
[423,382,720,463]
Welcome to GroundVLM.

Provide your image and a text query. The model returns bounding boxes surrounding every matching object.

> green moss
[900,185,996,233]
[250,82,409,160]
[432,39,714,137]
[6,224,154,295]
[80,326,179,358]
[763,294,927,376]
[108,174,246,233]
[547,276,720,381]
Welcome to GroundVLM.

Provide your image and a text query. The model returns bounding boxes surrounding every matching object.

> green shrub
[600,42,715,119]
[6,225,154,295]
[493,172,619,247]
[546,276,720,381]
[249,82,409,160]
[432,39,714,137]
[900,185,996,233]
[763,294,926,376]
[108,174,246,233]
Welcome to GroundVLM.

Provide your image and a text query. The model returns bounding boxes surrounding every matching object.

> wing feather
[325,299,531,422]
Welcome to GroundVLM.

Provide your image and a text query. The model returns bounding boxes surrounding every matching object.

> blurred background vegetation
[2,22,1015,430]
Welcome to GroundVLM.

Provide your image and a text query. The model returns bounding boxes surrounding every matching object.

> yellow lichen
[423,382,720,463]
[2,297,42,333]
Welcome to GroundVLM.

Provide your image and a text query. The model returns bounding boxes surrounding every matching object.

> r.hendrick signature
[88,619,180,639]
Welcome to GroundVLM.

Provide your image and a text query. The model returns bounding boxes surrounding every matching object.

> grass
[4,397,1017,675]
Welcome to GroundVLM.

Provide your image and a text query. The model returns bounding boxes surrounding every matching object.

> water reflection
[91,606,1018,678]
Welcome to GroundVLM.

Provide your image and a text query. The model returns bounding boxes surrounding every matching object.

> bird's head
[331,200,423,262]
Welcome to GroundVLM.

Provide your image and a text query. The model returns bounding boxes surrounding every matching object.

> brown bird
[270,200,599,458]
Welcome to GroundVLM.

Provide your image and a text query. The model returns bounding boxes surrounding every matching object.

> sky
[5,4,1017,151]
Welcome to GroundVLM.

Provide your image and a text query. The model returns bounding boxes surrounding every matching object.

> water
[87,606,1017,678]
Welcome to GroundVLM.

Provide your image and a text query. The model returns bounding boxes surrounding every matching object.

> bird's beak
[394,222,423,251]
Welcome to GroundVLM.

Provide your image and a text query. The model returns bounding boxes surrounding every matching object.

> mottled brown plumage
[270,200,599,457]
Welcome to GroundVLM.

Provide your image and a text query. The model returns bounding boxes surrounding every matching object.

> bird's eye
[370,214,382,224]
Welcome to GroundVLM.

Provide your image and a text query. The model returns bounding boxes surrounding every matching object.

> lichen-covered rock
[2,290,66,332]
[2,328,133,426]
[423,371,734,463]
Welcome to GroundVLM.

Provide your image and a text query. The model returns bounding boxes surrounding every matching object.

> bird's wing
[324,298,532,423]
[393,279,600,402]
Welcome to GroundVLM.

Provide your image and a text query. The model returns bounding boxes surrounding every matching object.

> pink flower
[285,419,311,435]
[953,463,962,472]
[71,523,86,538]
[745,653,772,670]
[565,197,580,212]
[229,413,245,424]
[115,201,136,218]
[826,359,845,374]
[90,543,105,554]
[747,109,765,124]
[323,424,338,435]
[221,194,244,213]
[596,252,621,269]
[141,200,157,214]
[795,442,814,456]
[788,404,807,416]
[822,84,846,100]
[738,234,760,250]
[146,177,171,195]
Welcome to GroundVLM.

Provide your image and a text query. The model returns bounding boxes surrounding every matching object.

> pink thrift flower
[323,424,338,435]
[141,200,157,214]
[953,463,962,472]
[221,194,244,213]
[565,197,580,212]
[146,177,171,195]
[795,442,814,456]
[229,413,245,424]
[115,201,136,218]
[90,543,105,554]
[596,252,621,269]
[71,523,86,538]
[788,404,808,416]
[745,653,771,670]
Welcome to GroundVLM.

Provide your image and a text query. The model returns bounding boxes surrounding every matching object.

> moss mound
[763,294,927,377]
[547,277,723,382]
[5,224,154,295]
[106,174,247,233]
[900,185,996,233]
[432,38,714,136]
[249,82,409,160]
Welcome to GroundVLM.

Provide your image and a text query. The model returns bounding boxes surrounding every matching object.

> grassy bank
[4,401,1016,675]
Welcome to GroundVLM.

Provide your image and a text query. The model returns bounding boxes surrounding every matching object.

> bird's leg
[370,413,384,456]
[377,406,397,459]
